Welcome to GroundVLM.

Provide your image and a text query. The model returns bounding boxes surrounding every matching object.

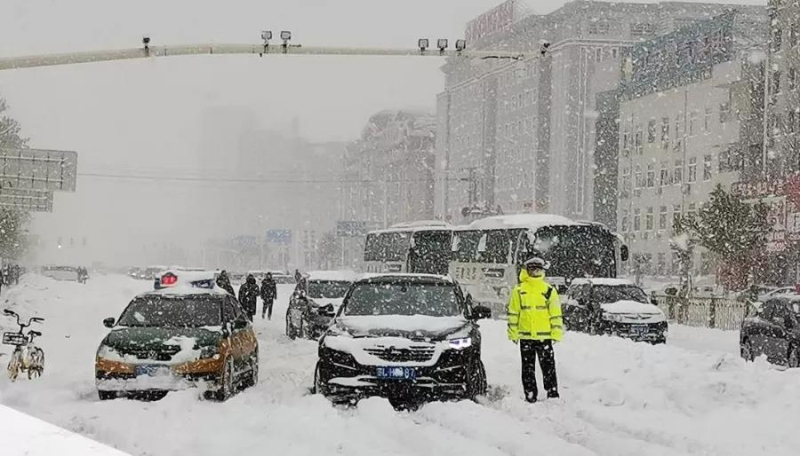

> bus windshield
[533,225,616,279]
[363,231,410,262]
[453,229,524,264]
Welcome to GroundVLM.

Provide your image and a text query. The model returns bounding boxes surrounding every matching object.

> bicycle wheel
[7,352,21,382]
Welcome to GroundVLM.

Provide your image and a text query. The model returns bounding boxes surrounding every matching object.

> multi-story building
[608,10,766,276]
[340,110,436,228]
[436,0,762,223]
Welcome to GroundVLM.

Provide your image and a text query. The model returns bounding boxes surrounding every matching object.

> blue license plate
[135,365,171,377]
[375,366,416,380]
[631,325,649,336]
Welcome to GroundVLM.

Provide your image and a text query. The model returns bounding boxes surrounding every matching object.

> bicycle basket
[2,332,26,346]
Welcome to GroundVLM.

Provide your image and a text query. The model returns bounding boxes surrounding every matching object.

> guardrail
[652,296,745,331]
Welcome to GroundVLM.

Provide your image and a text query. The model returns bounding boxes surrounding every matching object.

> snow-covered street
[0,274,798,456]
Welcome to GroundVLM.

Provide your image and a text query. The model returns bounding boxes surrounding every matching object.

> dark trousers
[262,299,274,319]
[520,339,558,399]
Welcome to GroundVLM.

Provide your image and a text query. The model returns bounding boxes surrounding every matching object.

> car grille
[364,346,435,363]
[118,346,182,361]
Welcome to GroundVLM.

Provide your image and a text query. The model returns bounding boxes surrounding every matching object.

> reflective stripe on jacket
[507,270,563,341]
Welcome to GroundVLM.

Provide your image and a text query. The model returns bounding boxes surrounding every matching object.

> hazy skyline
[0,0,763,266]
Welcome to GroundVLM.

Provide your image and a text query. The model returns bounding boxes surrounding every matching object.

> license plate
[631,324,649,336]
[135,365,171,377]
[375,366,416,380]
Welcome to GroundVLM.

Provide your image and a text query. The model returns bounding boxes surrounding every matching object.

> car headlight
[448,337,472,350]
[199,345,221,360]
[602,313,624,322]
[96,344,118,359]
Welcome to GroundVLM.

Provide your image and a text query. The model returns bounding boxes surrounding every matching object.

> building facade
[340,110,436,228]
[612,11,767,276]
[436,0,762,223]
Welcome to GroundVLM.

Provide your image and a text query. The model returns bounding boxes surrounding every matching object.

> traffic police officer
[507,256,563,403]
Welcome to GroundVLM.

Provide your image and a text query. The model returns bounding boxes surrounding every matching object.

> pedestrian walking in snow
[216,270,235,296]
[260,273,277,320]
[238,274,260,321]
[507,256,563,403]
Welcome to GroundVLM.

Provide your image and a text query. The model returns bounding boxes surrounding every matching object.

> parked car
[740,297,800,367]
[564,278,668,344]
[95,275,259,401]
[313,273,492,408]
[286,271,359,340]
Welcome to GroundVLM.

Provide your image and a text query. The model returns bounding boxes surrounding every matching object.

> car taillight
[161,273,178,286]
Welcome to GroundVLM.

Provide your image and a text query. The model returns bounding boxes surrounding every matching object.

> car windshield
[117,296,221,328]
[344,282,462,317]
[591,285,649,304]
[307,280,351,299]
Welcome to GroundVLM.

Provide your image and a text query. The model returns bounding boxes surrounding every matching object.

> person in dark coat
[260,273,278,320]
[216,270,235,296]
[294,269,303,284]
[238,274,260,321]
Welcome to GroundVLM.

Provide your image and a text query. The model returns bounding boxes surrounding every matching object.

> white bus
[450,214,628,316]
[363,221,454,275]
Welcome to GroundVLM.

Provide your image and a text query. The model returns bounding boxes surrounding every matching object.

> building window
[635,125,643,155]
[657,253,666,276]
[631,22,656,37]
[659,206,668,230]
[589,20,610,35]
[622,167,632,195]
[687,203,697,220]
[673,204,682,228]
[612,48,618,59]
[719,102,732,123]
[622,129,631,157]
[633,165,644,190]
[647,120,657,143]
[646,164,655,188]
[674,114,683,152]
[660,117,670,148]
[689,110,698,137]
[633,208,641,232]
[646,207,654,231]
[688,157,697,183]
[674,160,683,185]
[660,162,670,186]
[703,155,713,181]
[621,209,629,232]
[704,107,712,132]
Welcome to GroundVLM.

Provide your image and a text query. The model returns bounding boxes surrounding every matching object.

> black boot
[547,391,560,399]
[525,391,537,403]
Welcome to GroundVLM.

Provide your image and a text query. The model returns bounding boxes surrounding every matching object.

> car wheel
[313,362,328,396]
[215,358,235,401]
[788,346,800,368]
[98,390,117,401]
[244,352,259,388]
[466,359,488,400]
[741,339,755,362]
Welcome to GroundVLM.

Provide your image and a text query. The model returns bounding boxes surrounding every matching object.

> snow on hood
[601,300,663,315]
[335,315,469,339]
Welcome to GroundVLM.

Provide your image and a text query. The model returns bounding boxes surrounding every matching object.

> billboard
[465,0,518,43]
[0,188,53,212]
[266,229,292,245]
[0,148,78,192]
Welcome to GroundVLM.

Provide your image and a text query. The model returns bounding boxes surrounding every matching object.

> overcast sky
[0,0,763,266]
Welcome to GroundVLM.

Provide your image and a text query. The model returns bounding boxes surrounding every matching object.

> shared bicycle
[2,309,45,381]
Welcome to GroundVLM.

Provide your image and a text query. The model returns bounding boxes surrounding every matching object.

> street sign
[266,229,292,245]
[0,148,78,192]
[337,221,369,237]
[0,188,53,212]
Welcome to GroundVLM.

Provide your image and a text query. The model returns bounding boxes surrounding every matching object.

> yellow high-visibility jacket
[507,270,563,341]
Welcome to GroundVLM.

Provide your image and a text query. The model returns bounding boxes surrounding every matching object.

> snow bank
[1,274,799,456]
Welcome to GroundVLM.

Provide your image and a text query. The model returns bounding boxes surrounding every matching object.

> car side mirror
[318,306,335,317]
[103,317,115,328]
[472,305,491,320]
[650,298,658,305]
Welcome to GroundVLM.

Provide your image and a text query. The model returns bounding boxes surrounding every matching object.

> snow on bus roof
[306,270,361,282]
[370,220,454,234]
[455,214,580,231]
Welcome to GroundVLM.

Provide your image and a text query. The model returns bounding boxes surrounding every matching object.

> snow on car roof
[140,284,229,298]
[454,214,582,231]
[358,273,454,283]
[571,278,636,286]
